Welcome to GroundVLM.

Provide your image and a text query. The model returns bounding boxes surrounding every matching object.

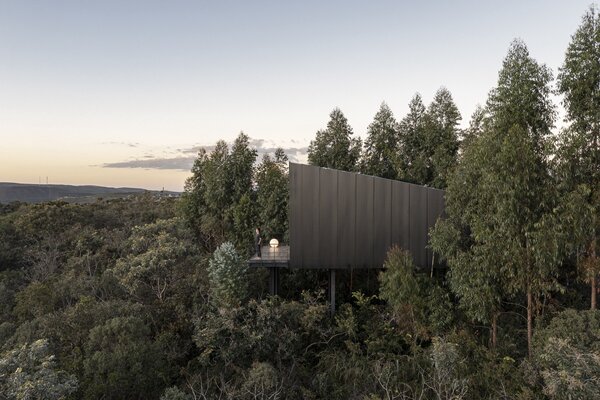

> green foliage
[207,242,248,306]
[487,39,556,140]
[534,310,600,399]
[180,132,258,251]
[379,247,421,313]
[2,9,600,398]
[556,5,600,309]
[397,93,429,185]
[426,337,470,399]
[0,339,78,400]
[83,316,167,400]
[308,108,362,172]
[361,102,400,179]
[160,386,192,400]
[255,149,289,242]
[240,361,283,399]
[232,193,258,255]
[379,247,455,339]
[396,89,461,188]
[0,217,23,271]
[538,338,600,399]
[461,105,487,151]
[191,294,331,399]
[14,282,59,322]
[558,5,600,139]
[431,40,559,356]
[424,87,462,188]
[533,309,600,353]
[112,218,190,303]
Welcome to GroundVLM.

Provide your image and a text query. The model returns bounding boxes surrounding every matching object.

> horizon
[0,0,593,191]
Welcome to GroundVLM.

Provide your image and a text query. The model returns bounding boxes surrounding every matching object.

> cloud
[102,157,195,171]
[102,138,309,171]
[101,141,141,148]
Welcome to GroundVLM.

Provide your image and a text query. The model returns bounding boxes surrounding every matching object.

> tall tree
[430,128,505,349]
[255,149,289,242]
[180,133,257,251]
[485,40,558,357]
[361,103,399,179]
[396,90,460,189]
[226,133,258,251]
[308,108,362,172]
[556,5,600,309]
[181,140,230,248]
[431,40,559,356]
[461,105,487,152]
[228,132,258,207]
[487,42,555,143]
[425,87,461,188]
[397,94,428,184]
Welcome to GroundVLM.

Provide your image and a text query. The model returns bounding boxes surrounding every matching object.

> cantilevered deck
[248,245,290,268]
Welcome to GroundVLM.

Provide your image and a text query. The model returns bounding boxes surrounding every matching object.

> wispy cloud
[102,157,195,171]
[101,141,141,148]
[102,138,309,171]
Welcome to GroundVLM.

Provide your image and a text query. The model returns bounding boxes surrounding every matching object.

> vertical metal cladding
[391,180,411,251]
[409,185,428,269]
[300,164,320,267]
[337,170,356,269]
[427,188,445,268]
[318,168,338,268]
[289,163,445,269]
[289,163,302,267]
[373,178,392,267]
[355,174,374,268]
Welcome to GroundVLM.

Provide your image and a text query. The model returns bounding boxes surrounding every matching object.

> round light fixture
[269,238,279,248]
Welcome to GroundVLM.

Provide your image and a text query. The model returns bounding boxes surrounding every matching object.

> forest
[1,6,600,400]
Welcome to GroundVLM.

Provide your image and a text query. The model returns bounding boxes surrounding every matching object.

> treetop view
[1,2,600,399]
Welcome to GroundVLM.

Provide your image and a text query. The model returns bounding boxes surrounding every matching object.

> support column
[269,267,280,296]
[328,269,336,316]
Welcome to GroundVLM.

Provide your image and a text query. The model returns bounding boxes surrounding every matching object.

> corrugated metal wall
[289,163,445,269]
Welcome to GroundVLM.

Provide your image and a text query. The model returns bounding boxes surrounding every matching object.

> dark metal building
[288,163,445,270]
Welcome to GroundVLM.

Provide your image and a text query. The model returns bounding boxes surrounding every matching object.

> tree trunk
[491,312,498,350]
[527,288,533,359]
[592,272,597,310]
[592,238,597,310]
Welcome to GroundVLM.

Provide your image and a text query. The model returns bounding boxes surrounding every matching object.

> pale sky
[0,1,593,191]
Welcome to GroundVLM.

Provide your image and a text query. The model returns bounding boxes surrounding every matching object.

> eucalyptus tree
[0,339,78,400]
[361,102,399,179]
[556,5,600,309]
[431,40,559,356]
[430,129,505,349]
[180,141,229,249]
[397,93,428,185]
[424,87,461,188]
[181,133,257,251]
[397,89,461,188]
[255,148,289,242]
[308,108,362,172]
[227,133,259,250]
[461,105,487,153]
[112,218,189,304]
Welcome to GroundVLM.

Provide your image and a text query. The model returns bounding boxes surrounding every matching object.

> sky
[0,0,594,191]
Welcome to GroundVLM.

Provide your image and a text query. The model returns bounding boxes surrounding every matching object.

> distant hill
[0,182,180,204]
